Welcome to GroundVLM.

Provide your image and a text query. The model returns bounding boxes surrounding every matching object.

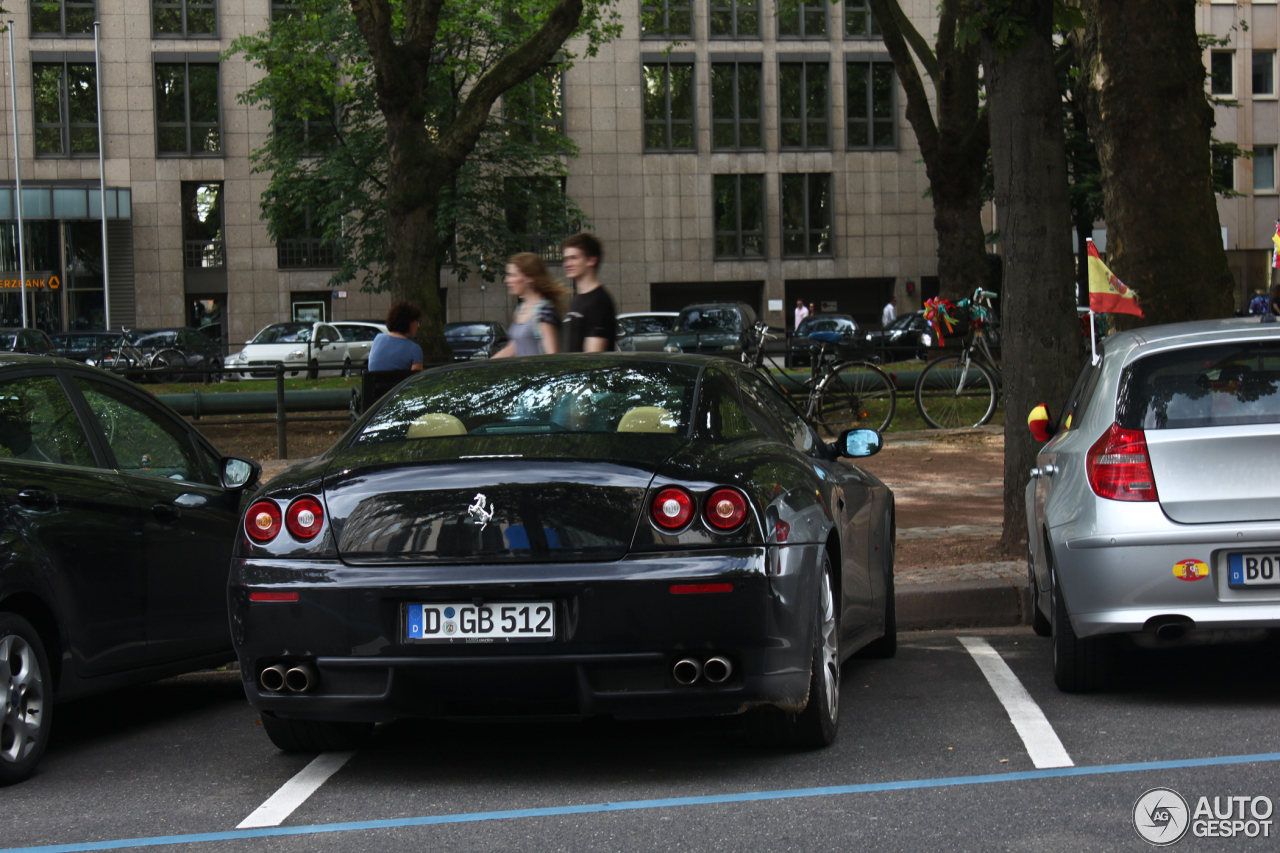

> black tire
[814,361,896,436]
[746,552,840,747]
[0,613,53,786]
[1030,548,1052,637]
[914,355,998,430]
[858,526,897,659]
[1051,568,1111,692]
[260,713,374,753]
[149,348,185,384]
[203,357,223,385]
[340,358,352,378]
[307,359,320,380]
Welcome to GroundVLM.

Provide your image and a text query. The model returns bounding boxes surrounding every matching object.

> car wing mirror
[1028,403,1056,442]
[836,428,882,458]
[221,456,261,491]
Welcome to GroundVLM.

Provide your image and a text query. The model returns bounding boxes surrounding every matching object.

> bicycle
[747,322,896,435]
[913,288,1002,429]
[97,330,188,384]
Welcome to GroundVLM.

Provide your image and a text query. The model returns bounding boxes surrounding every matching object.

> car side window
[697,372,761,440]
[1059,360,1100,432]
[742,372,815,453]
[73,378,215,485]
[0,375,96,467]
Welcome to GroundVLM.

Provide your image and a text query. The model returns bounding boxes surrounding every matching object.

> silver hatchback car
[1027,318,1280,692]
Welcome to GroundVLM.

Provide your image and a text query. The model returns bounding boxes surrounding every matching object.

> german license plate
[405,602,555,643]
[1227,553,1280,588]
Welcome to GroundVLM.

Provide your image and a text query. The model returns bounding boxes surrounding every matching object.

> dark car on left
[0,328,57,357]
[50,330,126,364]
[0,354,261,784]
[129,327,226,381]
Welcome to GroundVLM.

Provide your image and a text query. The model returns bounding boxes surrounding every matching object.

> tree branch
[867,0,939,159]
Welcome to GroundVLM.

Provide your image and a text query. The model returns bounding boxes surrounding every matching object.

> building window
[713,174,765,258]
[844,0,880,38]
[276,92,337,156]
[277,207,336,269]
[779,60,828,149]
[153,0,216,37]
[1254,51,1276,96]
[847,59,895,148]
[1212,148,1235,193]
[1256,146,1277,192]
[181,182,224,269]
[641,0,692,37]
[155,61,221,156]
[778,0,827,38]
[504,65,565,145]
[781,173,832,257]
[643,60,695,151]
[505,177,574,261]
[30,0,94,37]
[711,62,762,149]
[271,0,298,21]
[33,61,98,157]
[1211,51,1234,96]
[709,0,759,38]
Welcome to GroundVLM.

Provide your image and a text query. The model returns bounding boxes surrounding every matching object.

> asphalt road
[7,627,1280,852]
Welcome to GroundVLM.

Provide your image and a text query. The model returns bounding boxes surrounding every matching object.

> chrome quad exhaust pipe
[672,658,703,685]
[703,656,734,684]
[260,664,288,692]
[285,663,318,693]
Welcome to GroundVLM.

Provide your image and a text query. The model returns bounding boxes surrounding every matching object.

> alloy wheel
[817,570,839,721]
[1,633,44,765]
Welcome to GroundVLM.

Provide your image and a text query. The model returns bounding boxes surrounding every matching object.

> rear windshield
[252,323,311,344]
[1117,342,1280,430]
[444,323,491,338]
[353,361,700,445]
[676,308,740,333]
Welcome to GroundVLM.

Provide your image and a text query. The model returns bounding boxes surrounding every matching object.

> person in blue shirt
[368,302,424,371]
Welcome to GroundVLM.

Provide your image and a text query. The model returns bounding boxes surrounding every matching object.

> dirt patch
[896,535,1008,573]
[857,432,1005,530]
[189,416,348,462]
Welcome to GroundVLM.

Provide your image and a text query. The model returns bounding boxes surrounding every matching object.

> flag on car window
[1087,239,1144,317]
[1272,220,1280,269]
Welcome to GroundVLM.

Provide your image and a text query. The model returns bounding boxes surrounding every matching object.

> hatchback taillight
[286,496,325,539]
[246,500,282,541]
[705,488,748,531]
[1087,423,1158,502]
[652,487,694,530]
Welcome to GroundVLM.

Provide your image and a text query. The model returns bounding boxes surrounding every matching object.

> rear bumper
[229,546,819,722]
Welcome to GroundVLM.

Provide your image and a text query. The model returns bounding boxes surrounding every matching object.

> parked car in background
[1026,318,1280,694]
[0,328,57,357]
[865,311,932,361]
[230,353,894,753]
[789,314,867,367]
[333,321,388,368]
[662,302,759,357]
[51,331,126,364]
[617,312,678,352]
[128,328,225,381]
[444,321,508,361]
[226,321,352,380]
[0,354,260,783]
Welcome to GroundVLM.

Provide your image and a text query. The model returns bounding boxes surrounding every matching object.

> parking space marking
[958,636,1073,769]
[236,751,356,829]
[9,752,1280,853]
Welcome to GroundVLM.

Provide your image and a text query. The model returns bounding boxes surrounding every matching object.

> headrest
[617,407,677,433]
[406,413,466,439]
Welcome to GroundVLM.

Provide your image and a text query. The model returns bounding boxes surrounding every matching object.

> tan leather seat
[406,413,466,438]
[617,406,677,433]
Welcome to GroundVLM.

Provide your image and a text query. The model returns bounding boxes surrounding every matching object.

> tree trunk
[1078,0,1235,325]
[982,0,1085,555]
[929,163,989,302]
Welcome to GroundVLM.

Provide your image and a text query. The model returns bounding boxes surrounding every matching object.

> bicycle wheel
[814,361,896,436]
[149,348,186,384]
[914,355,998,429]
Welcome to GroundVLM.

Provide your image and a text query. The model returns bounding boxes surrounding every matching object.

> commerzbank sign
[0,272,60,290]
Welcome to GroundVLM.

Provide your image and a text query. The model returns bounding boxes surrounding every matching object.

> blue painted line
[9,751,1280,853]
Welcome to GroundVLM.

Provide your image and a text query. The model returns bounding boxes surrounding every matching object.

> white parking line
[237,751,357,829]
[958,636,1074,769]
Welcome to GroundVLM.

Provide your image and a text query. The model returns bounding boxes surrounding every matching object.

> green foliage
[228,0,614,292]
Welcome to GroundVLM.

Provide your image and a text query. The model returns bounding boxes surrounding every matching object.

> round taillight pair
[650,486,748,532]
[245,497,324,542]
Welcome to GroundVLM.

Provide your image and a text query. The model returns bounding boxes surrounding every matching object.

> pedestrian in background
[1270,282,1280,316]
[368,301,424,371]
[794,299,809,330]
[563,233,617,353]
[1248,288,1270,315]
[882,296,897,327]
[492,253,566,358]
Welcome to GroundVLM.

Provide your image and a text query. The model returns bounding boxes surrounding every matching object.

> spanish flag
[1272,220,1280,269]
[1087,239,1143,317]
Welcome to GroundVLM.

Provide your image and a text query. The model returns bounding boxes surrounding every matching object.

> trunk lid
[1146,424,1280,523]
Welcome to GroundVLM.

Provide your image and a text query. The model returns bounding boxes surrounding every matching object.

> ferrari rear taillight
[652,487,694,530]
[286,496,325,539]
[1087,422,1158,502]
[246,500,282,541]
[705,488,748,531]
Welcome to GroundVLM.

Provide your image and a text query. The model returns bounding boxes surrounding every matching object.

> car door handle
[151,502,181,523]
[16,487,56,509]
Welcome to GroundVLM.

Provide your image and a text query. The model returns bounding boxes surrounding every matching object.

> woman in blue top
[492,253,566,358]
[368,302,424,371]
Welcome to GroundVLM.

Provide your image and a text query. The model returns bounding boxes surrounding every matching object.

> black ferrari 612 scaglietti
[231,354,895,751]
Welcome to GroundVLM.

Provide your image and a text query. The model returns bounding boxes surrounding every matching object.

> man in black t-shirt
[562,233,617,353]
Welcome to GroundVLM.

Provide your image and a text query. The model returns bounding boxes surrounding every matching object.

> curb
[897,576,1032,630]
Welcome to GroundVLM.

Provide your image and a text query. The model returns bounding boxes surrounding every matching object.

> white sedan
[333,321,388,368]
[226,321,351,380]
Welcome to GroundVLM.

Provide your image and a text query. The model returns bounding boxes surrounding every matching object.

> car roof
[678,302,753,312]
[334,320,385,326]
[618,312,679,319]
[0,352,91,369]
[1105,317,1280,368]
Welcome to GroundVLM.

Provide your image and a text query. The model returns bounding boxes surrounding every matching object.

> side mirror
[221,456,261,491]
[1028,404,1056,442]
[836,428,882,458]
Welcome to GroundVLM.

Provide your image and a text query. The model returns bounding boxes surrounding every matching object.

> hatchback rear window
[1117,342,1280,430]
